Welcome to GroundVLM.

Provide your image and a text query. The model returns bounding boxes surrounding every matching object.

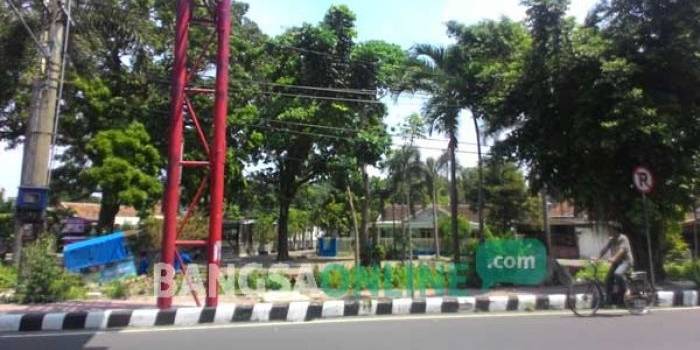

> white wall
[576,224,611,258]
[115,216,140,227]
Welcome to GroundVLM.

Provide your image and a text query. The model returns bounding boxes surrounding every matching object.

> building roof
[547,201,577,218]
[60,202,139,221]
[379,204,479,223]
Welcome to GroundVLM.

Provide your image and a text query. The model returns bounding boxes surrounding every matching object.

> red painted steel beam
[206,0,231,307]
[181,160,209,168]
[185,87,216,94]
[158,0,191,310]
[184,97,211,156]
[176,240,208,247]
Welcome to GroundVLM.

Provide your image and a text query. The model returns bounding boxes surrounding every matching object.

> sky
[0,0,599,196]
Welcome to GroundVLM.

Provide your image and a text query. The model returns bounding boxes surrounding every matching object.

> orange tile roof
[59,202,138,221]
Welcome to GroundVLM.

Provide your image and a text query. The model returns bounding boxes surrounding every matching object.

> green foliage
[438,215,471,254]
[462,161,540,233]
[664,260,700,284]
[574,261,610,282]
[665,225,691,263]
[491,0,700,274]
[16,235,87,303]
[134,214,209,253]
[83,121,162,229]
[0,264,17,291]
[100,276,153,299]
[0,189,14,255]
[254,213,277,245]
[318,263,454,293]
[102,280,128,299]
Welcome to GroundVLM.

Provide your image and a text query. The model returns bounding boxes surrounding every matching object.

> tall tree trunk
[277,197,291,260]
[432,182,440,258]
[473,116,485,241]
[693,199,698,259]
[449,135,461,263]
[277,166,296,261]
[392,203,397,254]
[98,192,120,233]
[359,164,371,266]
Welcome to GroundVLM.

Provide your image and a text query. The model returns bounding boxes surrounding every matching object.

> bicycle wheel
[567,281,603,317]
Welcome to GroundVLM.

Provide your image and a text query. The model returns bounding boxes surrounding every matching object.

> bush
[0,264,17,291]
[665,227,691,263]
[15,235,87,303]
[102,280,128,299]
[574,261,610,282]
[134,215,209,253]
[664,260,700,284]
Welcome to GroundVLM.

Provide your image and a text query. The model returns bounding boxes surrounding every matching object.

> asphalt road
[2,308,699,350]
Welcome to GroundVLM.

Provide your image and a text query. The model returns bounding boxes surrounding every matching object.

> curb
[1,289,697,333]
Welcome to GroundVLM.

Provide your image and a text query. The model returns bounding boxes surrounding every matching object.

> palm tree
[386,145,423,257]
[401,44,469,262]
[422,158,442,258]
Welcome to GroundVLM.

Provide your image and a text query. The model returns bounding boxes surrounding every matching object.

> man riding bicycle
[594,222,635,306]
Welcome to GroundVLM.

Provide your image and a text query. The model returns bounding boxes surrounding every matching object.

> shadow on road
[1,332,104,350]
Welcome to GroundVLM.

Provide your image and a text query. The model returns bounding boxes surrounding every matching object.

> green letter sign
[476,239,547,289]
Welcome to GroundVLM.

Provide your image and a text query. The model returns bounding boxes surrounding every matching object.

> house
[59,202,141,227]
[373,204,479,254]
[372,201,614,259]
[540,202,612,259]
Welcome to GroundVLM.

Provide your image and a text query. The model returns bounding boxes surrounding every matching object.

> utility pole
[13,0,67,267]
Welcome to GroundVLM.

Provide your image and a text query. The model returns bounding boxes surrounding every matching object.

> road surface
[2,308,698,350]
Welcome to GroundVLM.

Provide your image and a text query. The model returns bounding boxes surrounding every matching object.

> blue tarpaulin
[63,232,130,271]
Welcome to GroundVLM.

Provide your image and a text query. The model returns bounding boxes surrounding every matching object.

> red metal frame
[158,0,231,309]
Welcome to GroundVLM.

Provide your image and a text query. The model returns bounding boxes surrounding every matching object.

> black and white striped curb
[1,290,697,332]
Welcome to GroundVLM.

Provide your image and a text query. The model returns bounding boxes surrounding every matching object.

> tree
[493,0,700,276]
[0,1,39,144]
[462,160,537,234]
[444,18,531,241]
[259,6,396,261]
[82,122,162,231]
[422,157,442,257]
[402,44,465,262]
[0,189,13,258]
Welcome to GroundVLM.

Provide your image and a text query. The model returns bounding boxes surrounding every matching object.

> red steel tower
[158,0,231,309]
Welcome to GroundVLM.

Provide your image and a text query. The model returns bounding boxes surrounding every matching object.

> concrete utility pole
[13,0,67,266]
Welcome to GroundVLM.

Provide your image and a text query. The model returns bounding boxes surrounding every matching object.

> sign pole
[634,166,656,289]
[641,192,655,287]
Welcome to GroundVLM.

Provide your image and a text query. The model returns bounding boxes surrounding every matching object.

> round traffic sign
[633,166,654,194]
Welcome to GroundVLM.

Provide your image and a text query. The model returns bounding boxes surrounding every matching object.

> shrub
[665,226,691,263]
[664,260,700,284]
[134,215,209,253]
[102,280,128,299]
[0,264,17,291]
[15,235,87,303]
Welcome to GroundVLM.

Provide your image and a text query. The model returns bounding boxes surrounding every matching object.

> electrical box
[16,186,49,213]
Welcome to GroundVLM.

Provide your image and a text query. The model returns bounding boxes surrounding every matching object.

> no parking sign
[633,166,654,194]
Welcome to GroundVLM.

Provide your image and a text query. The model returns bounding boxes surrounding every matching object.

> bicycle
[567,260,656,317]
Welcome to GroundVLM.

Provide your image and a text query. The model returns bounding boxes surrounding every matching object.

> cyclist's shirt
[603,234,634,266]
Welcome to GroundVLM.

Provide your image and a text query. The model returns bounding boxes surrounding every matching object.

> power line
[264,119,489,148]
[251,124,490,156]
[245,80,378,96]
[255,90,384,104]
[4,0,50,58]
